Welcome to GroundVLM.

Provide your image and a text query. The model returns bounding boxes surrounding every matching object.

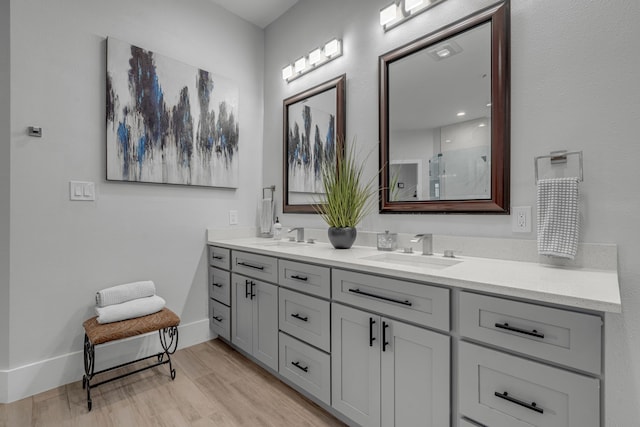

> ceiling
[208,0,299,28]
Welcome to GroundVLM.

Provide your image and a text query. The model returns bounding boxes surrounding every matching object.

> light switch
[70,181,96,201]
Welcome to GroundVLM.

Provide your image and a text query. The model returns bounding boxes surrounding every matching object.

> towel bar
[534,150,583,184]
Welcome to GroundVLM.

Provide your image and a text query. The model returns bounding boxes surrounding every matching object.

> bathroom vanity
[206,233,620,427]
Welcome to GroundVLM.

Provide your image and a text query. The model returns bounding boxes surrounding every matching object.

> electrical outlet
[512,206,532,233]
[229,210,238,225]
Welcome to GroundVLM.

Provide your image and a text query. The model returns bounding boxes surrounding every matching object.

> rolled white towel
[95,281,156,307]
[95,295,166,324]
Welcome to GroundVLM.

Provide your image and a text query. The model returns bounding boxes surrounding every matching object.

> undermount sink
[360,252,462,269]
[254,240,310,248]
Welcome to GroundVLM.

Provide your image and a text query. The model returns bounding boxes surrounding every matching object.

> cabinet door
[381,318,450,427]
[231,274,254,355]
[332,303,381,427]
[253,281,279,371]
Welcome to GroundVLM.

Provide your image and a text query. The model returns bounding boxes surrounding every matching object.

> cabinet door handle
[291,313,309,322]
[348,288,412,306]
[291,361,309,373]
[250,281,256,300]
[494,322,545,339]
[212,282,223,288]
[291,274,308,281]
[237,261,265,271]
[369,318,376,347]
[494,391,544,414]
[212,255,224,260]
[382,321,390,352]
[212,315,223,322]
[245,280,251,299]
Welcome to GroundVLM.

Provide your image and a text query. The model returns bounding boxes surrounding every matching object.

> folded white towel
[537,177,580,259]
[95,281,156,307]
[260,198,273,234]
[95,295,166,324]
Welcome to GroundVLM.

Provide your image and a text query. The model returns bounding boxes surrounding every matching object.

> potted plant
[313,142,377,249]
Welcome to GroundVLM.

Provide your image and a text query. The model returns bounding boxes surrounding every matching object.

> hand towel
[95,281,156,307]
[260,198,273,234]
[537,177,580,259]
[95,295,166,324]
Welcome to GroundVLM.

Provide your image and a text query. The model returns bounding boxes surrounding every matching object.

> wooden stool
[82,307,180,411]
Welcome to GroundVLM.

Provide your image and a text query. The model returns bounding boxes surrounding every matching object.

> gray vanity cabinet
[231,273,279,372]
[208,246,231,340]
[331,303,450,427]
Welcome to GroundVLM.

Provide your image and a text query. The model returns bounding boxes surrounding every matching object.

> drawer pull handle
[291,274,308,281]
[291,313,309,322]
[369,318,376,347]
[212,282,223,288]
[250,281,256,300]
[291,361,309,373]
[212,255,224,260]
[245,279,251,299]
[382,321,390,352]
[212,315,223,322]
[238,261,265,271]
[494,391,544,414]
[348,288,412,306]
[495,322,545,339]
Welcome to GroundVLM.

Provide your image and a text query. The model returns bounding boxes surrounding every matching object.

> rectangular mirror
[283,75,346,213]
[379,2,510,213]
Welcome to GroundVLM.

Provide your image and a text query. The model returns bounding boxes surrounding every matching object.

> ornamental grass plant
[313,141,377,228]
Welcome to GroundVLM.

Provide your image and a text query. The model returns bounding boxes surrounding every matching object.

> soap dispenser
[273,217,282,240]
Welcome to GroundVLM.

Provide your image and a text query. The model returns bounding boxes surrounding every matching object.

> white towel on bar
[260,198,273,234]
[95,280,156,307]
[95,295,166,324]
[537,177,580,259]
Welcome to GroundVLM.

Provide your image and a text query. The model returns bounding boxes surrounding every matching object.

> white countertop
[207,236,621,313]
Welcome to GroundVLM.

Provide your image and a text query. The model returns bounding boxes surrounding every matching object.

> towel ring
[534,150,583,184]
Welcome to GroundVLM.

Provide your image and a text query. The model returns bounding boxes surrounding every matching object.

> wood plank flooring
[0,339,346,427]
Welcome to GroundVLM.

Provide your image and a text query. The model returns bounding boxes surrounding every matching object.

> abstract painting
[283,75,345,213]
[106,37,239,187]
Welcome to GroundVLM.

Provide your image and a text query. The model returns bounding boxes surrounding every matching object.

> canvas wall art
[106,37,239,187]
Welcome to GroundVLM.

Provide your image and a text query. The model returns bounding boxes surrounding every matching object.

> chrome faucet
[287,227,305,242]
[411,234,433,255]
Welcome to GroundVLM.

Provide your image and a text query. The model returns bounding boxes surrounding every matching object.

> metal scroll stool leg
[158,326,179,380]
[82,334,95,411]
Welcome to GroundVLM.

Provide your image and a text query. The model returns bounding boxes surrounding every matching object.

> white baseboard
[0,318,214,404]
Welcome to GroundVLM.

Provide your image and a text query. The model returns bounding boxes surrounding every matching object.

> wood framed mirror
[283,74,346,213]
[379,2,509,213]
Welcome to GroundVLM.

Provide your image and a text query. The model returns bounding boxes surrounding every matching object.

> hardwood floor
[0,339,346,427]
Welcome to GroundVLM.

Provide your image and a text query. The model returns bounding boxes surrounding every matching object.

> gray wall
[0,0,10,372]
[264,0,640,424]
[7,0,264,370]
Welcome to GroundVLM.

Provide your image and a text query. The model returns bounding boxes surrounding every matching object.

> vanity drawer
[459,341,599,427]
[332,269,449,331]
[209,299,231,341]
[232,251,278,283]
[460,419,486,427]
[208,267,231,306]
[279,259,331,299]
[279,332,331,406]
[208,246,230,270]
[459,292,602,374]
[279,288,330,352]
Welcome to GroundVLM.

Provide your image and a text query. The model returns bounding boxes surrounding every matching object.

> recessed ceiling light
[478,123,486,127]
[486,103,492,107]
[436,48,451,58]
[445,139,452,143]
[457,112,466,117]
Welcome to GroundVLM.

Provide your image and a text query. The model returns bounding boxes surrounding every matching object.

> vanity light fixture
[380,0,446,32]
[281,38,343,83]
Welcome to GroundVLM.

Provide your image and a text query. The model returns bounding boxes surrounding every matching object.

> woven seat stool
[82,307,180,411]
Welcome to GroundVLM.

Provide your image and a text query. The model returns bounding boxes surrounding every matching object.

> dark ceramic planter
[328,227,357,249]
